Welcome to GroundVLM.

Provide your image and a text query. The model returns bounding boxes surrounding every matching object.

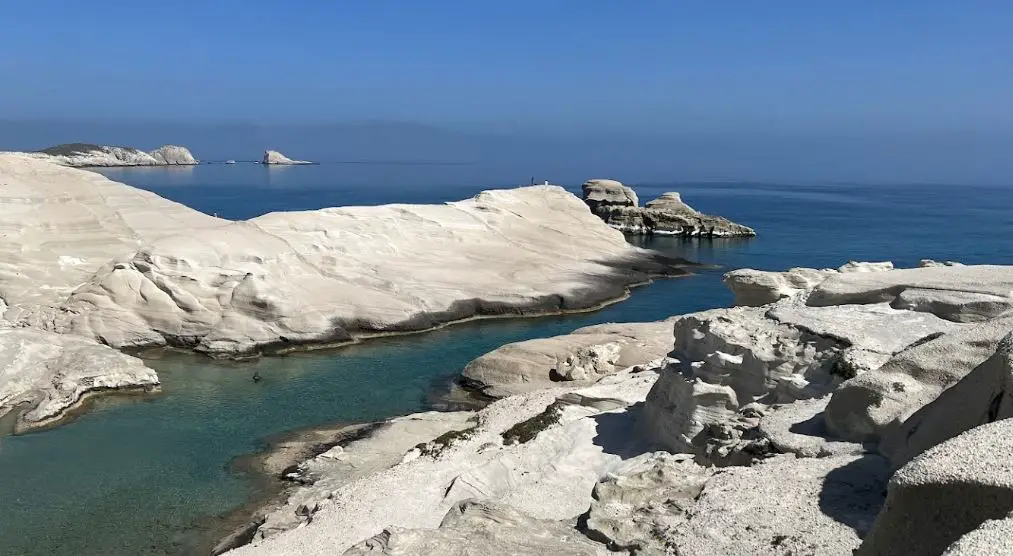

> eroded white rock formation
[0,326,159,432]
[460,319,677,398]
[0,153,691,427]
[221,259,1013,556]
[262,150,313,165]
[581,179,756,237]
[14,143,199,167]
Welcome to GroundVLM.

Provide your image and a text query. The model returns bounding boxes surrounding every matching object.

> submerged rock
[262,150,313,165]
[581,178,756,237]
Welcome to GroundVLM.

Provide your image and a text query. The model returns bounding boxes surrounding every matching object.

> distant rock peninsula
[261,150,313,165]
[19,143,199,167]
[0,153,694,431]
[582,178,756,237]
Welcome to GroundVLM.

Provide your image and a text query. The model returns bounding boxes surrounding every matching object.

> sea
[0,163,1010,555]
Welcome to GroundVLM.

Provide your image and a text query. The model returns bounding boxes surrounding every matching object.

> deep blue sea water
[0,164,1010,555]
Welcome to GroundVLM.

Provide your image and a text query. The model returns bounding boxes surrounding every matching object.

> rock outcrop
[0,153,694,426]
[17,143,199,167]
[221,260,1013,556]
[858,419,1013,556]
[261,150,313,165]
[460,319,677,398]
[581,179,755,237]
[149,145,199,165]
[0,326,159,432]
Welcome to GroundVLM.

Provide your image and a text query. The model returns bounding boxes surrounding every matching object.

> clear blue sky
[2,0,1010,134]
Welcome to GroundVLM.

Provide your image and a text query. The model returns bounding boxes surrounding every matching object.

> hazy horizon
[2,2,1011,184]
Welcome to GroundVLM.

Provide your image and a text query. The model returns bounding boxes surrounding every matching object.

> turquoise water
[0,165,1010,555]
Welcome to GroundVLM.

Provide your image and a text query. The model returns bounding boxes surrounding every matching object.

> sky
[1,1,1012,182]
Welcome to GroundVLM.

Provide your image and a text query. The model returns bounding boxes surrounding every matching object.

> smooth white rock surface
[460,319,676,397]
[0,326,159,431]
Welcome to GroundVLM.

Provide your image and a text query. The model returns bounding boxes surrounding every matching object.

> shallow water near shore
[0,165,1011,555]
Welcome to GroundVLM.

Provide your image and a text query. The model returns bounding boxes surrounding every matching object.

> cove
[2,167,1011,555]
[0,244,733,556]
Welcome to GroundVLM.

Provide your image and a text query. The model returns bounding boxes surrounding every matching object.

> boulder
[460,320,676,397]
[825,315,1013,445]
[262,150,313,165]
[857,419,1013,556]
[878,331,1013,467]
[580,179,638,209]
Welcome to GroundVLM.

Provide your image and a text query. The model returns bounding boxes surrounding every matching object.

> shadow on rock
[591,402,651,459]
[818,454,890,537]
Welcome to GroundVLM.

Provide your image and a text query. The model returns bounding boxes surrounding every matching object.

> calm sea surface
[0,163,1010,555]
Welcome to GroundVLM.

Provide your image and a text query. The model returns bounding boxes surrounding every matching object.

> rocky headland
[15,143,200,167]
[0,153,694,431]
[582,178,756,237]
[224,260,1013,555]
[262,150,313,165]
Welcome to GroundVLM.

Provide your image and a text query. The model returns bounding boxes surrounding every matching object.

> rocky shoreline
[219,260,1013,555]
[0,153,698,431]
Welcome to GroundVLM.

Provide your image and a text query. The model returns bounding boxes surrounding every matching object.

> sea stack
[581,178,756,237]
[261,150,313,165]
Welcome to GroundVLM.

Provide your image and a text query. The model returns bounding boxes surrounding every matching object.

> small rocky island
[582,178,756,237]
[261,150,313,165]
[21,143,199,167]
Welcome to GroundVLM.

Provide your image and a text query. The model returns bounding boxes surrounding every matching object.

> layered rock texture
[17,143,199,167]
[0,153,693,428]
[262,150,313,165]
[227,260,1013,556]
[581,178,756,237]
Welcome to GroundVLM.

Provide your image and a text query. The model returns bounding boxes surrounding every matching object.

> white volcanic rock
[825,314,1013,445]
[664,453,888,555]
[943,516,1013,556]
[581,179,638,209]
[56,185,689,355]
[0,154,226,326]
[580,179,755,237]
[149,145,199,165]
[583,451,710,551]
[857,419,1013,556]
[807,264,1013,311]
[723,261,893,307]
[0,155,688,356]
[344,500,608,556]
[0,326,158,432]
[262,150,312,165]
[644,191,695,212]
[229,367,662,555]
[15,143,198,167]
[637,305,846,454]
[460,319,676,397]
[877,330,1013,467]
